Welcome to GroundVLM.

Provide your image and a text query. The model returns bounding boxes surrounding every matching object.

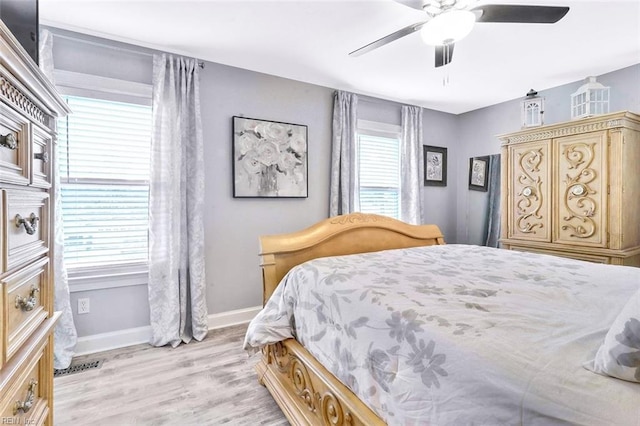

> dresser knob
[15,287,39,312]
[15,213,39,235]
[13,379,38,415]
[0,133,17,150]
[34,151,50,163]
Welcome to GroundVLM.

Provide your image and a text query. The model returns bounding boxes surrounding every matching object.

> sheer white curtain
[400,105,424,224]
[329,91,359,216]
[39,29,77,369]
[148,54,208,347]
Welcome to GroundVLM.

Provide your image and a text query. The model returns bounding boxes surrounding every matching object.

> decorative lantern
[571,76,609,119]
[521,89,544,128]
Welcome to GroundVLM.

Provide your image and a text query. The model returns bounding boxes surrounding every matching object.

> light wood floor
[54,324,288,425]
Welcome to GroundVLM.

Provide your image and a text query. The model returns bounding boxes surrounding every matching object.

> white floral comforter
[244,245,640,425]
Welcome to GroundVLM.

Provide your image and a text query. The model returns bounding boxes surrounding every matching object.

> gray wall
[455,64,640,246]
[50,28,460,337]
[199,67,334,313]
[49,28,639,337]
[422,109,460,243]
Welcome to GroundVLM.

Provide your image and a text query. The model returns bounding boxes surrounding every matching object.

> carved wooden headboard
[258,213,446,304]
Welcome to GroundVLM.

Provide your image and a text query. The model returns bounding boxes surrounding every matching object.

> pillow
[587,287,640,383]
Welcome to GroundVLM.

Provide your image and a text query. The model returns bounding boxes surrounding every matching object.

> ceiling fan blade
[392,0,425,11]
[472,5,570,23]
[435,43,455,68]
[349,21,427,57]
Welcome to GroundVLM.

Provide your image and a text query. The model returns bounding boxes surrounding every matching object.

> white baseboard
[207,305,261,330]
[74,305,262,357]
[74,325,151,357]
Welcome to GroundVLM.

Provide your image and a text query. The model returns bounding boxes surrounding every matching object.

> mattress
[244,245,640,425]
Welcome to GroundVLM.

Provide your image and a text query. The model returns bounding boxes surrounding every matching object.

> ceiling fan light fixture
[420,10,476,45]
[425,5,441,15]
[454,0,477,10]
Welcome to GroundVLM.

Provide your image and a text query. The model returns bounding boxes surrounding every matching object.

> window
[58,96,152,272]
[357,120,401,219]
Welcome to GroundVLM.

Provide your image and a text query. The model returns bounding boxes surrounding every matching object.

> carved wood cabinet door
[553,131,608,247]
[508,141,552,242]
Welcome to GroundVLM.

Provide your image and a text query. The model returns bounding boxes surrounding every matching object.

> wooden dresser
[0,21,69,425]
[499,111,640,266]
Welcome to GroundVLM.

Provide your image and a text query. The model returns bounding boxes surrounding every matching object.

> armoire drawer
[3,190,49,272]
[0,104,30,186]
[2,257,49,363]
[30,126,52,189]
[0,339,50,426]
[509,246,610,264]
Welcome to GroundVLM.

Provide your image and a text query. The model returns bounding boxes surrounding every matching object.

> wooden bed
[255,213,445,425]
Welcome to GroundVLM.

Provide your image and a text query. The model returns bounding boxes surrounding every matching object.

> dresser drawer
[0,338,50,426]
[2,257,49,363]
[0,105,30,186]
[30,127,52,189]
[3,190,49,272]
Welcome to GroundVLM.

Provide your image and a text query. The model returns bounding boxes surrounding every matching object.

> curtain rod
[358,94,411,108]
[50,32,205,68]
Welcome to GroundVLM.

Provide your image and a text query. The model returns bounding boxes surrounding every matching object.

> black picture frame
[468,156,489,192]
[232,116,308,198]
[423,145,447,187]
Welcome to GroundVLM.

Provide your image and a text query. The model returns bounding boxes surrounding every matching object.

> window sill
[68,263,148,293]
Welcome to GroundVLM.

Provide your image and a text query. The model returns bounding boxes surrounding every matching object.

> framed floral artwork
[232,116,308,198]
[423,145,447,187]
[468,156,489,192]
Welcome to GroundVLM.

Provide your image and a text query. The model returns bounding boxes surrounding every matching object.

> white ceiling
[40,0,640,114]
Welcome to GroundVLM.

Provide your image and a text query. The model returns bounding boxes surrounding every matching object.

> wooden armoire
[0,21,70,425]
[499,111,640,266]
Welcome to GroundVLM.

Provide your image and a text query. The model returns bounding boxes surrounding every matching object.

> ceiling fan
[349,0,569,67]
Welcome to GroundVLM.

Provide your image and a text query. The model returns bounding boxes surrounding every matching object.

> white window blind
[58,96,152,269]
[357,133,401,219]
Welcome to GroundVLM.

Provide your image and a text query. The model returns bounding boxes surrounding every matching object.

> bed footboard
[256,213,446,424]
[256,339,385,426]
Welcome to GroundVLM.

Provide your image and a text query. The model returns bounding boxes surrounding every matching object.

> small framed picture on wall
[423,145,447,187]
[468,156,489,191]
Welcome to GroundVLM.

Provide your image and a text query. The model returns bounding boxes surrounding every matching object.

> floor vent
[54,360,103,378]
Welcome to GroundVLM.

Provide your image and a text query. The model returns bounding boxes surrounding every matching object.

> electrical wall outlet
[78,298,90,314]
